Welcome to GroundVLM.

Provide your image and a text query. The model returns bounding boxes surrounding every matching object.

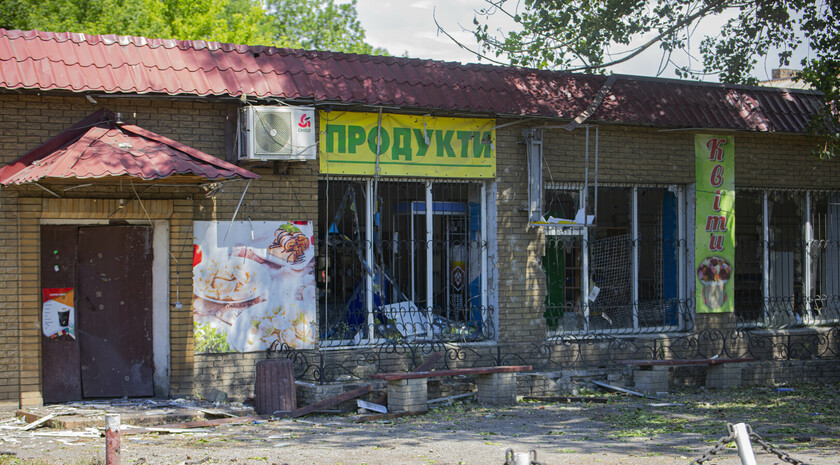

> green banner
[319,111,495,178]
[695,135,735,313]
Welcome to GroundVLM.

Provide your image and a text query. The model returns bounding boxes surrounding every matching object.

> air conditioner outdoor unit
[239,106,316,161]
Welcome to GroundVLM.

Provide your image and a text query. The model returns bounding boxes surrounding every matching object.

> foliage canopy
[0,0,385,55]
[466,0,839,158]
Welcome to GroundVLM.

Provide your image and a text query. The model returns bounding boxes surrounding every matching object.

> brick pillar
[706,364,743,389]
[475,372,517,405]
[633,366,669,394]
[387,378,428,413]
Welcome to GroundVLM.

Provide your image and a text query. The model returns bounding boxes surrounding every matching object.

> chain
[690,423,737,464]
[503,449,547,465]
[691,423,813,465]
[747,424,812,465]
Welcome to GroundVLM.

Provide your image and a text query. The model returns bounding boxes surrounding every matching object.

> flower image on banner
[193,221,316,353]
[695,134,735,313]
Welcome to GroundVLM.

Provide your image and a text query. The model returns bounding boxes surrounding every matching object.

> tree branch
[561,1,727,72]
[433,7,509,66]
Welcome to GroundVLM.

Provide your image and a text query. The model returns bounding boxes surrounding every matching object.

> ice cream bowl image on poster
[697,256,732,309]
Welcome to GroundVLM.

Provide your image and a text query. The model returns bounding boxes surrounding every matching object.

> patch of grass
[0,457,51,465]
[599,408,689,438]
[1,458,103,465]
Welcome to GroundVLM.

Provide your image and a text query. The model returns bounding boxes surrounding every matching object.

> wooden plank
[287,385,373,419]
[592,380,647,398]
[522,396,608,404]
[357,399,387,414]
[121,426,214,436]
[355,411,424,423]
[412,352,442,373]
[155,415,270,429]
[427,392,475,405]
[16,410,42,424]
[370,365,532,381]
[22,414,55,431]
[616,358,755,367]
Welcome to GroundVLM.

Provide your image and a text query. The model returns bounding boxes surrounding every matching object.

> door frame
[15,197,194,407]
[41,218,170,398]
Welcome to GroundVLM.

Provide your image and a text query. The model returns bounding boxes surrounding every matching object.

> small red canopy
[0,110,258,185]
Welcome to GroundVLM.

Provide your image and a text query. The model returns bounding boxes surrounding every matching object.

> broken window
[636,188,681,329]
[318,178,491,345]
[543,185,686,334]
[734,191,764,324]
[810,192,840,324]
[734,189,840,328]
[543,189,583,331]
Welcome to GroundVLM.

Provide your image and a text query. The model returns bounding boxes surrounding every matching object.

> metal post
[426,181,434,337]
[804,191,813,321]
[105,414,120,465]
[762,192,770,324]
[677,186,686,329]
[365,179,374,343]
[732,422,757,465]
[480,182,489,328]
[631,186,639,331]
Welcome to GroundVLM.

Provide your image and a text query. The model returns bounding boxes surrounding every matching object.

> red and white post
[105,414,120,465]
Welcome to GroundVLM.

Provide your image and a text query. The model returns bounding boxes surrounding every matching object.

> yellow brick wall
[496,123,831,343]
[0,92,834,405]
[0,94,318,405]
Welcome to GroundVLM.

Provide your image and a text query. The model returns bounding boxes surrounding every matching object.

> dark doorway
[41,225,154,402]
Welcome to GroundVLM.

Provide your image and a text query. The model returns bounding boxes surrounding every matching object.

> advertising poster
[319,111,496,178]
[695,134,735,313]
[42,288,75,338]
[193,221,316,353]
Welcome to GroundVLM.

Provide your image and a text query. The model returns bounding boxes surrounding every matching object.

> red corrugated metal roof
[0,110,258,185]
[0,28,826,133]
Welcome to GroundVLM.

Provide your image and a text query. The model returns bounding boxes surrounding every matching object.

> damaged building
[1,28,839,408]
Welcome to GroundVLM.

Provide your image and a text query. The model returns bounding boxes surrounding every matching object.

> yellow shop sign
[319,111,496,178]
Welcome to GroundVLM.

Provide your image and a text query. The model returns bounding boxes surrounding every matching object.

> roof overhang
[0,110,258,186]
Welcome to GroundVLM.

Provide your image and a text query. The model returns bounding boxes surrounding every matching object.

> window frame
[735,188,840,328]
[543,183,689,335]
[318,177,493,346]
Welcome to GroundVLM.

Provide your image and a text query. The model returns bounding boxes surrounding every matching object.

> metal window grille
[543,186,687,335]
[318,178,494,346]
[735,189,840,328]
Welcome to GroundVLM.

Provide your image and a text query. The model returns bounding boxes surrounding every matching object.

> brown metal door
[40,226,83,403]
[77,225,154,398]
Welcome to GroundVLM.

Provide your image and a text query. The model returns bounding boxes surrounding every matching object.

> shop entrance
[41,225,154,402]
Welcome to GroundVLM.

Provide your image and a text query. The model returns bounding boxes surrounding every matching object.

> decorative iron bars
[318,178,494,347]
[543,234,692,334]
[735,190,840,329]
[268,326,840,384]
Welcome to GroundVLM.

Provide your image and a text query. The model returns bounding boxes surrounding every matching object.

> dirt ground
[1,384,839,465]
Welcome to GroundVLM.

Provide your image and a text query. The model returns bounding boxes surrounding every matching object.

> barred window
[735,190,840,328]
[543,185,688,335]
[318,178,492,346]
